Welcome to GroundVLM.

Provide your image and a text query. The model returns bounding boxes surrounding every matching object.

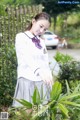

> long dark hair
[26,12,51,30]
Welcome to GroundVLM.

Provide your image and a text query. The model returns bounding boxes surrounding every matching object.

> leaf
[14,99,32,108]
[32,86,41,104]
[60,93,80,101]
[50,81,62,100]
[62,101,80,107]
[51,113,55,120]
[73,83,80,93]
[65,80,71,94]
[58,103,69,117]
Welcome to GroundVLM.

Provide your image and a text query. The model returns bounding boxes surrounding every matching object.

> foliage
[58,61,80,93]
[0,44,17,107]
[33,0,80,15]
[1,0,80,15]
[59,61,80,81]
[54,51,73,64]
[67,12,80,25]
[68,38,80,44]
[56,11,80,39]
[8,81,80,120]
[32,0,80,33]
[0,0,31,6]
[54,51,80,93]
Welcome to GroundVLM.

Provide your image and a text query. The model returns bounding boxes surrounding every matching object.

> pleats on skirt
[12,77,51,107]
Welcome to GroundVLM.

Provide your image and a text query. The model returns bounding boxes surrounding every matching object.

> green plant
[57,61,80,93]
[54,52,80,92]
[54,51,73,64]
[8,81,80,120]
[0,44,17,107]
[60,61,80,80]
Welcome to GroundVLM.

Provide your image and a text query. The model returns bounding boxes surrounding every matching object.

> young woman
[12,12,53,107]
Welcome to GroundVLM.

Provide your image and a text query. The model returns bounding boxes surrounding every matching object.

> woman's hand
[39,69,53,86]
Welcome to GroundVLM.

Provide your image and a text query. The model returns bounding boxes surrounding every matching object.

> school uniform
[12,31,52,107]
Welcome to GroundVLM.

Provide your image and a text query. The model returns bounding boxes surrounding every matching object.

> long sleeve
[15,33,41,81]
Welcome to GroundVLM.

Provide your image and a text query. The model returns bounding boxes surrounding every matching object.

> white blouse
[15,31,51,81]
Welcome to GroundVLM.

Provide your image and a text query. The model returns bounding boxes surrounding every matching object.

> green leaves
[0,44,17,107]
[54,51,73,64]
[10,81,80,120]
[54,51,80,95]
[32,86,41,105]
[14,99,32,109]
[50,81,62,100]
[50,81,80,119]
[60,93,80,102]
[61,101,80,107]
[58,103,69,117]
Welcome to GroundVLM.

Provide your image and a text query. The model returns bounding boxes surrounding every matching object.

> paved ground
[48,48,80,61]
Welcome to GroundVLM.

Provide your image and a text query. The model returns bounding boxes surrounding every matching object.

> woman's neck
[29,30,37,37]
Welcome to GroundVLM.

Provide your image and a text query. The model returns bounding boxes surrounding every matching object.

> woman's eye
[40,25,43,28]
[44,29,47,31]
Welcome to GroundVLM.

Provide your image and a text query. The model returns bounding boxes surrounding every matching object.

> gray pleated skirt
[12,77,51,107]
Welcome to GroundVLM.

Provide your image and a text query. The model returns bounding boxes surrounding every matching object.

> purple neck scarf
[32,37,42,49]
[24,33,42,49]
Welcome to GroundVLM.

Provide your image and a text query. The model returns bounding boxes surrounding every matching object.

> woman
[12,12,53,107]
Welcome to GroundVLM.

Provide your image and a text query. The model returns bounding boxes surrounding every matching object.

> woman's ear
[32,19,36,24]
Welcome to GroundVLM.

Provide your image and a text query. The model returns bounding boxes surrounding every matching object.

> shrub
[0,44,17,107]
[54,52,80,93]
[58,61,80,92]
[54,51,73,64]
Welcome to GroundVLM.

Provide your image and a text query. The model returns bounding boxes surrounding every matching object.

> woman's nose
[40,28,45,34]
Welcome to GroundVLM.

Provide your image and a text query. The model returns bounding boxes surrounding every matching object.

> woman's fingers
[44,78,53,86]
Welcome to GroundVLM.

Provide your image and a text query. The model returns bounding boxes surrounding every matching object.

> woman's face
[30,19,50,36]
